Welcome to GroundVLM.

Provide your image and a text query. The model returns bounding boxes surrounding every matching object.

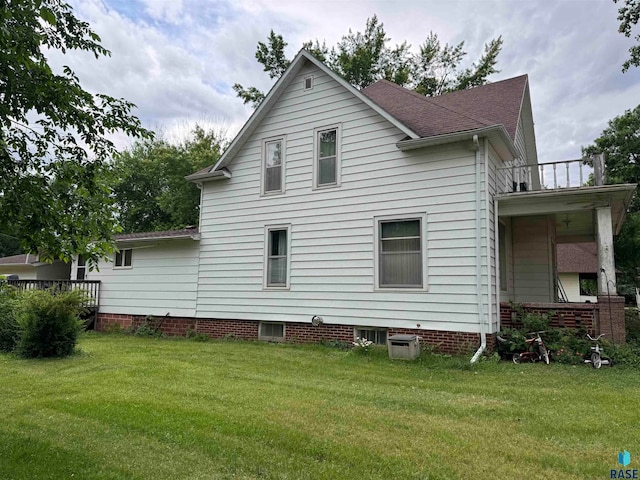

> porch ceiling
[496,184,636,236]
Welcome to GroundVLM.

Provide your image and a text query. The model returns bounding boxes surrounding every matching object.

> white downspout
[471,135,486,363]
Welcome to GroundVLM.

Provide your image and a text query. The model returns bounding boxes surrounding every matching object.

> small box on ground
[387,334,421,360]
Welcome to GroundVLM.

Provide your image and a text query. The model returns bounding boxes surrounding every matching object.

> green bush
[0,284,20,352]
[16,289,86,358]
[625,308,640,343]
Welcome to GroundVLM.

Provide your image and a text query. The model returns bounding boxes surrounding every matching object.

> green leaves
[235,15,503,105]
[615,0,640,71]
[0,0,152,266]
[111,126,228,233]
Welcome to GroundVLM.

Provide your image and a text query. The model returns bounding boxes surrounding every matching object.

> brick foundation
[96,313,493,355]
[500,302,597,333]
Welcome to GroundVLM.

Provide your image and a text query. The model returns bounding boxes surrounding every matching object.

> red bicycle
[512,331,550,365]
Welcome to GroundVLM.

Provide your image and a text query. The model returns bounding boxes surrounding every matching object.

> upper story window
[375,214,427,290]
[114,248,132,269]
[263,137,285,195]
[314,125,341,189]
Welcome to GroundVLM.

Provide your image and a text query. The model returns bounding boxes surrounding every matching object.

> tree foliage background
[0,0,151,265]
[584,105,640,298]
[615,0,640,71]
[234,15,503,107]
[111,126,227,233]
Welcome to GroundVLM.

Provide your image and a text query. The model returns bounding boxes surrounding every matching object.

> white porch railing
[497,155,605,193]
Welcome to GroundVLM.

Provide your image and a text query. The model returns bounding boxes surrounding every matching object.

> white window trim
[312,124,342,190]
[263,224,292,290]
[261,136,286,196]
[373,213,428,292]
[303,75,314,91]
[113,248,133,270]
[259,322,286,342]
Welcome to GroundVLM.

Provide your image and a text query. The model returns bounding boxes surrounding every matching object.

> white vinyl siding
[196,62,490,333]
[84,239,200,317]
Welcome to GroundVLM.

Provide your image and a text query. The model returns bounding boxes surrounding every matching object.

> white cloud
[53,0,640,160]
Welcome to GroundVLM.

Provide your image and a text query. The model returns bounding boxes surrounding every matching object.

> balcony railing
[497,155,605,194]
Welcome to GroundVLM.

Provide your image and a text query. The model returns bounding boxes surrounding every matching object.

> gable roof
[186,49,418,182]
[361,75,528,141]
[557,243,598,273]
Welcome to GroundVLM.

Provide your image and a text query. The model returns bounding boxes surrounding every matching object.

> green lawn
[0,334,637,480]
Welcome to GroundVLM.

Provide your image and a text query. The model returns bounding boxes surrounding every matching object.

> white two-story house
[75,50,635,353]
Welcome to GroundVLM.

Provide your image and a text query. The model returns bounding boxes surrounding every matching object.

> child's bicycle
[511,331,551,365]
[584,334,613,369]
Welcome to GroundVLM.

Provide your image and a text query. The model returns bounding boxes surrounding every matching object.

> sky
[51,0,640,163]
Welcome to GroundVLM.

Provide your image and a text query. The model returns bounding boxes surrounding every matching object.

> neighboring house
[557,243,598,303]
[0,253,70,280]
[77,49,635,351]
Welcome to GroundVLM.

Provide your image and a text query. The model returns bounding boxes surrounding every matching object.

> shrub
[16,289,86,358]
[625,308,640,343]
[0,284,20,352]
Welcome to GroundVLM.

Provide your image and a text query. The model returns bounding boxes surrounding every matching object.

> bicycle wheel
[591,352,602,369]
[512,353,521,364]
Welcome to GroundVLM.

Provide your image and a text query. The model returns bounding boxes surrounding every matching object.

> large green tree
[234,15,503,107]
[615,0,640,71]
[111,126,227,233]
[0,0,151,265]
[583,105,640,297]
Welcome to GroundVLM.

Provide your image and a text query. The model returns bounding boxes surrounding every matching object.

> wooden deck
[6,279,101,328]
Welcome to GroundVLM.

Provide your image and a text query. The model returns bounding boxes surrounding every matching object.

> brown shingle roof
[115,227,199,242]
[0,254,32,265]
[362,75,528,141]
[557,243,598,273]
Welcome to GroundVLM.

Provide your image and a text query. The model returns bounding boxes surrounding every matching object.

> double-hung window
[264,225,291,288]
[314,125,341,188]
[375,215,427,290]
[263,137,284,194]
[114,248,132,268]
[76,255,86,280]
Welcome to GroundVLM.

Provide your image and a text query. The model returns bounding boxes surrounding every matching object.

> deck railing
[6,279,100,309]
[497,155,605,194]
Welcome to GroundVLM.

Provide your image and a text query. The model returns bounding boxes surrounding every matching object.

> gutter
[185,167,232,183]
[116,233,201,244]
[471,134,487,364]
[396,125,518,159]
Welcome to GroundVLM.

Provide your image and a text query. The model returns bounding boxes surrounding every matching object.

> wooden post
[596,206,616,294]
[593,153,605,186]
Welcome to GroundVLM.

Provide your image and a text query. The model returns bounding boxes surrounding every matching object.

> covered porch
[495,157,636,343]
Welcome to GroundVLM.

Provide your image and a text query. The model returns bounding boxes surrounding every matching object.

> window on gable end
[314,125,341,188]
[263,137,285,195]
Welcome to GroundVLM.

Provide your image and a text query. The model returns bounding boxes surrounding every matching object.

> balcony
[497,155,605,194]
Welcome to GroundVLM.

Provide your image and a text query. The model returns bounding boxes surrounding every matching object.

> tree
[583,105,640,297]
[111,126,227,233]
[615,0,640,71]
[0,0,151,265]
[233,15,503,107]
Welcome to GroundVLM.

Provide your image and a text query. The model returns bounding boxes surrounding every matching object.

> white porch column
[596,206,617,295]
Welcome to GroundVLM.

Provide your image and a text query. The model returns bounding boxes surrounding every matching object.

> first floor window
[579,273,598,296]
[377,216,425,289]
[115,248,132,268]
[266,226,289,288]
[76,254,86,280]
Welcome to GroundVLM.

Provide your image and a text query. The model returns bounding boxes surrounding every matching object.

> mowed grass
[0,334,638,480]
